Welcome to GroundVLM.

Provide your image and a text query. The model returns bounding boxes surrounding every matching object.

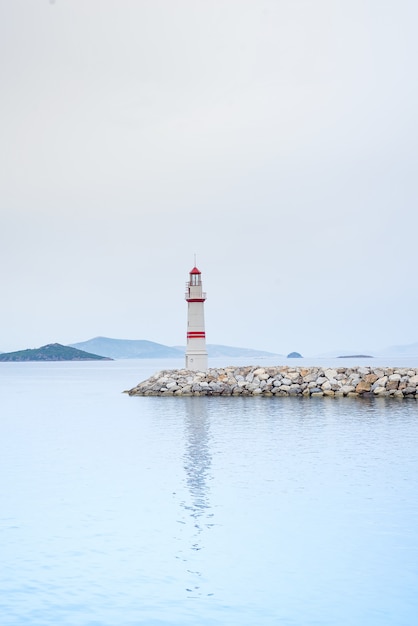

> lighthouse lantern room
[185,265,208,371]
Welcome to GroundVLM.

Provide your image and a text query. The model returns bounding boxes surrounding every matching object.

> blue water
[0,359,417,625]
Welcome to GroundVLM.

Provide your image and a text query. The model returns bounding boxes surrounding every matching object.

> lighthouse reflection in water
[177,397,215,597]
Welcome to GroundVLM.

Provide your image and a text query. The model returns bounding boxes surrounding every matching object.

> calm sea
[0,357,417,626]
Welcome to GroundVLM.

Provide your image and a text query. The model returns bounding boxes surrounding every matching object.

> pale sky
[1,0,417,355]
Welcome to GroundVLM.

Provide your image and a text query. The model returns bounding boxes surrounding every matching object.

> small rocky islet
[127,365,418,399]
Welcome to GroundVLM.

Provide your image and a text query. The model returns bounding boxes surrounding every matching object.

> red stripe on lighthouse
[187,332,206,338]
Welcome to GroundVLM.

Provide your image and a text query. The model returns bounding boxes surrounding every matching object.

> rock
[389,374,401,382]
[356,381,372,393]
[324,369,338,380]
[126,366,418,400]
[303,373,318,383]
[373,369,385,378]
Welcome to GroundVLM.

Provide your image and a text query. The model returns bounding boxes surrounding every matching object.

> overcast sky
[1,0,417,355]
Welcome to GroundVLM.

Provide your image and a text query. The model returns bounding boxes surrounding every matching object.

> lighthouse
[185,265,208,371]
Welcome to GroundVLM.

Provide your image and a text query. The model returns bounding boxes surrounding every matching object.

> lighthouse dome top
[189,266,201,275]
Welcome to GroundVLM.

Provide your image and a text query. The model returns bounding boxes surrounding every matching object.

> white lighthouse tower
[185,265,208,371]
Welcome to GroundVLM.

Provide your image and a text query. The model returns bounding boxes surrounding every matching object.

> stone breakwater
[127,366,418,398]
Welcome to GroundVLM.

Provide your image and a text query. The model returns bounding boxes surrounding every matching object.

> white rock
[248,383,260,391]
[389,374,401,382]
[324,369,338,380]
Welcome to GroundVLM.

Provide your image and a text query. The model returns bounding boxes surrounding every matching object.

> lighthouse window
[191,274,200,286]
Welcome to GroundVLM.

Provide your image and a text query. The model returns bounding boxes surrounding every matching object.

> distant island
[337,355,373,359]
[287,352,303,358]
[0,343,112,362]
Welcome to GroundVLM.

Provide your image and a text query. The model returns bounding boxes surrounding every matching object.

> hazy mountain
[202,344,279,358]
[69,337,280,359]
[313,341,418,359]
[313,348,375,358]
[0,343,111,362]
[69,337,183,359]
[376,342,418,357]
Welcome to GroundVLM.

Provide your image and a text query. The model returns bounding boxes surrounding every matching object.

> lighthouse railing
[185,291,207,300]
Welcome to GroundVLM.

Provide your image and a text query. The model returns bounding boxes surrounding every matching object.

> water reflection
[178,397,214,596]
